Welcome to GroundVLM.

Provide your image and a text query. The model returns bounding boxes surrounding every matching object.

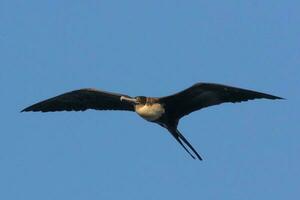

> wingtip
[21,106,32,112]
[265,94,285,100]
[20,108,27,112]
[21,106,39,113]
[272,96,285,101]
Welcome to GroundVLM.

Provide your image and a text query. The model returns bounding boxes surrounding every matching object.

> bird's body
[135,102,165,121]
[22,82,283,160]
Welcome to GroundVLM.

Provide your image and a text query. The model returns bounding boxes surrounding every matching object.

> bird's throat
[135,103,165,121]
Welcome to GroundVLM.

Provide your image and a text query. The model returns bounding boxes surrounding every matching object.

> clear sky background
[0,1,299,199]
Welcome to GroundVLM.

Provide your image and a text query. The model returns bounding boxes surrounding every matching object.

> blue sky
[0,0,299,199]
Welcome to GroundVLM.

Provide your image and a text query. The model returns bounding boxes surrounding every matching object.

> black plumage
[22,82,283,160]
[22,88,134,112]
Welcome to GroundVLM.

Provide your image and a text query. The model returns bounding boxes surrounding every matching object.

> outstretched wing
[22,88,135,112]
[160,83,283,119]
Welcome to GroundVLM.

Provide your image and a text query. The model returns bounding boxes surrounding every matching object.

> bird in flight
[22,82,283,160]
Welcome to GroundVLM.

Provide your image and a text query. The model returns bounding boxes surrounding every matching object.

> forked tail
[167,128,202,160]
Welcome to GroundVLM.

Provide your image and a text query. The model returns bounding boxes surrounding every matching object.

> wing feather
[160,83,283,118]
[21,88,134,112]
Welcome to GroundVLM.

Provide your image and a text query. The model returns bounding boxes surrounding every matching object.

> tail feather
[167,128,202,160]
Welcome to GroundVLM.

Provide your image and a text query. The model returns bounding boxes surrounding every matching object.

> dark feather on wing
[21,88,134,112]
[160,83,283,119]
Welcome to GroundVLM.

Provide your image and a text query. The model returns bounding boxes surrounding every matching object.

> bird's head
[120,96,147,105]
[135,96,147,105]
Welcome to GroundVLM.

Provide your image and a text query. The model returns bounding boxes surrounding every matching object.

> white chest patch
[135,103,165,121]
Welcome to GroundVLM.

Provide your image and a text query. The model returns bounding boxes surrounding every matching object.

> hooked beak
[120,96,137,104]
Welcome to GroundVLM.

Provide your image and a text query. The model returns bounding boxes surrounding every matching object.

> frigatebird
[22,82,283,160]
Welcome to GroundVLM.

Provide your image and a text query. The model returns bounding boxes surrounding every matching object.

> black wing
[22,88,134,112]
[160,83,283,119]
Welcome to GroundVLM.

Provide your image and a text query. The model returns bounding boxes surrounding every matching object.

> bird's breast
[135,103,165,121]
